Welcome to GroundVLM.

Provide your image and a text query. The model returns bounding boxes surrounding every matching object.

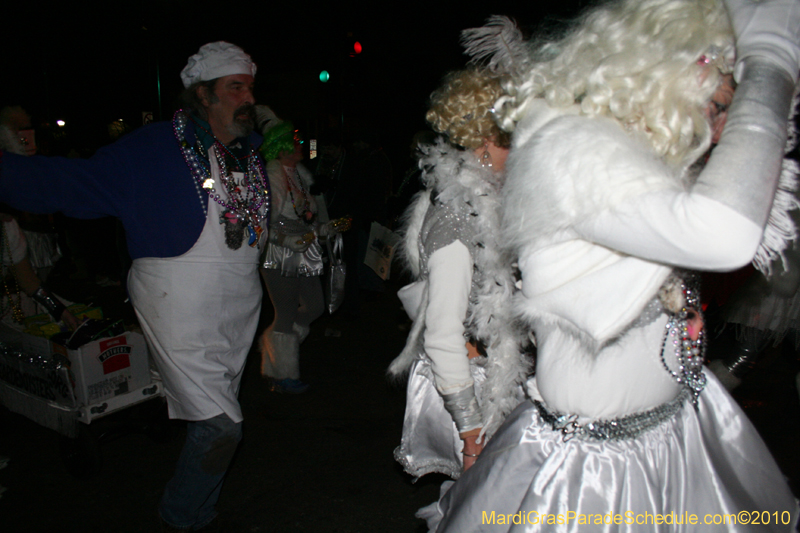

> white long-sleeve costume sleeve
[424,240,474,395]
[574,190,763,271]
[574,49,798,271]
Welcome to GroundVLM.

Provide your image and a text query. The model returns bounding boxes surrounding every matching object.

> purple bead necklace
[173,110,269,229]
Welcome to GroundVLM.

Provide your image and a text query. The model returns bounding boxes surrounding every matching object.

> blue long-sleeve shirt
[0,116,264,260]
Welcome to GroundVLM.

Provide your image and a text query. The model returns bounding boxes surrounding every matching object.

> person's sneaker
[159,515,219,532]
[194,515,220,532]
[159,518,190,532]
[269,378,309,394]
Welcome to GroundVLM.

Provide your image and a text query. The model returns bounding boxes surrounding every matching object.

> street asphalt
[1,276,798,532]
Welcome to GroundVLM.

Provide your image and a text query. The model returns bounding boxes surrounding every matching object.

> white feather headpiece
[461,16,531,80]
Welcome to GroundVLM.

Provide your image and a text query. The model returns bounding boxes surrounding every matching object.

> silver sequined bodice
[417,191,483,303]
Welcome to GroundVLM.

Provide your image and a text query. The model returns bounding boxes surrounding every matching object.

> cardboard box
[0,323,151,407]
[52,332,150,406]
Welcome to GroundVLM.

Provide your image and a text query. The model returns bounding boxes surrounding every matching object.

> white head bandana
[180,41,257,88]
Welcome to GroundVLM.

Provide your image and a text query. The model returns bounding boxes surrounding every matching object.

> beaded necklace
[659,277,706,408]
[284,165,313,222]
[1,225,25,323]
[173,110,269,248]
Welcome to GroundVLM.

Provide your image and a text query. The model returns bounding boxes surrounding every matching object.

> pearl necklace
[173,110,269,232]
[285,165,313,221]
[659,277,706,408]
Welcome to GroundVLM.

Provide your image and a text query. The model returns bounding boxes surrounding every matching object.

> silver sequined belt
[533,388,690,442]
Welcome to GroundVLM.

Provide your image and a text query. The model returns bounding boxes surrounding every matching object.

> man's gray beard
[227,117,254,139]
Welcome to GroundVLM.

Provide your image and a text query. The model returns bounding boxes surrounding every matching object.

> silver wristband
[442,385,483,433]
[32,287,67,322]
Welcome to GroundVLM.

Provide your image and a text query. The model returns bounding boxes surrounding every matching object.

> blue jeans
[158,413,242,530]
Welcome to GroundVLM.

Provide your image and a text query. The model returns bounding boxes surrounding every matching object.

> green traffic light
[319,70,330,83]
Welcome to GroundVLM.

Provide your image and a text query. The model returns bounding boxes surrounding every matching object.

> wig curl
[259,121,295,161]
[497,0,733,167]
[426,67,510,151]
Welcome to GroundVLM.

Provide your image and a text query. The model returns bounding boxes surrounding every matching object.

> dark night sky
[1,0,585,166]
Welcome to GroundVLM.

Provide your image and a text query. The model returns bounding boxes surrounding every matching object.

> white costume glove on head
[255,105,279,134]
[725,0,800,83]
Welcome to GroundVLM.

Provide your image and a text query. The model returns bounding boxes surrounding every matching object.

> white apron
[128,152,267,423]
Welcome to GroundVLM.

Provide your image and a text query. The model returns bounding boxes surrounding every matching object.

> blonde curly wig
[426,67,510,151]
[497,0,733,167]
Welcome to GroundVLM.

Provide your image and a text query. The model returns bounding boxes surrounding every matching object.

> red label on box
[98,335,132,374]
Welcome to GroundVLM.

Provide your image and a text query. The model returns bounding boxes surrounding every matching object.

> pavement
[1,276,799,532]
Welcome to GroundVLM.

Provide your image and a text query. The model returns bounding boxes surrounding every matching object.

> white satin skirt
[395,357,486,480]
[422,372,799,532]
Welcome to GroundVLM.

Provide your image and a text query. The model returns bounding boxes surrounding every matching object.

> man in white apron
[0,42,272,531]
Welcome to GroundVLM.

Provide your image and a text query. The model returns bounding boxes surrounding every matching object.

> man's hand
[60,310,80,331]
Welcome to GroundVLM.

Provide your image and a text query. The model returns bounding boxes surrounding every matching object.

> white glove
[316,217,352,238]
[255,105,279,134]
[725,0,800,83]
[316,221,334,239]
[270,230,313,252]
[285,236,311,253]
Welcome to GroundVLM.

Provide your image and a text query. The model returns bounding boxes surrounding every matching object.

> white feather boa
[754,89,800,276]
[390,140,531,440]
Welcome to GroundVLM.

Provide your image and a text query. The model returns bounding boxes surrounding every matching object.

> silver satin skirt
[422,371,799,532]
[395,356,486,480]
